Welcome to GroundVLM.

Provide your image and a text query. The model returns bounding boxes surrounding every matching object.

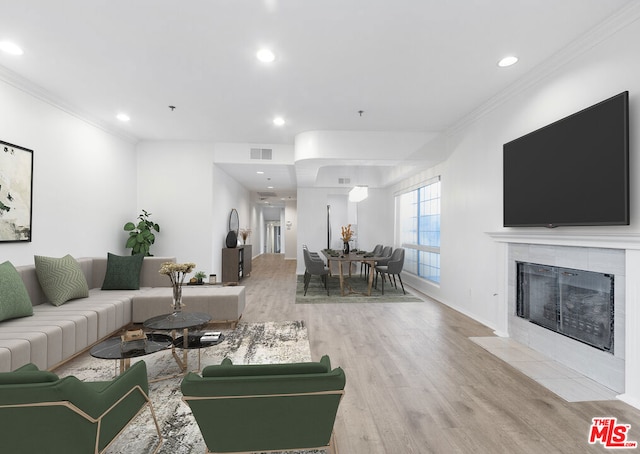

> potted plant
[194,271,207,284]
[123,209,160,256]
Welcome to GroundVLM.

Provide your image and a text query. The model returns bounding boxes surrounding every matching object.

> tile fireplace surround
[488,232,640,410]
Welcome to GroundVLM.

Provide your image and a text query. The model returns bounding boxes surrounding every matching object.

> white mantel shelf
[486,231,640,250]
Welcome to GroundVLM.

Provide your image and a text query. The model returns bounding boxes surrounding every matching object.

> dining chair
[303,244,322,260]
[303,248,330,296]
[373,246,393,286]
[360,244,383,277]
[375,247,405,294]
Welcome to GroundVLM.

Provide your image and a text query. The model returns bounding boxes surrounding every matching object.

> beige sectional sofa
[0,256,245,372]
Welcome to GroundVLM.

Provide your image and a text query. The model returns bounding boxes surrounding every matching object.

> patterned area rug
[296,274,424,304]
[54,321,325,454]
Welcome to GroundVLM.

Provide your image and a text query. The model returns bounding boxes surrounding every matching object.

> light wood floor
[242,254,640,454]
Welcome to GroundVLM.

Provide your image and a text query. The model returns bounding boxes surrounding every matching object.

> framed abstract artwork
[0,140,33,242]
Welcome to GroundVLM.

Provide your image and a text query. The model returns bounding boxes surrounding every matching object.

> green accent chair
[0,360,162,454]
[181,355,346,454]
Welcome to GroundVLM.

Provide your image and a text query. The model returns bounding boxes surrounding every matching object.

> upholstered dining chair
[360,244,383,277]
[373,246,393,285]
[377,246,393,266]
[303,244,322,260]
[375,247,406,295]
[303,248,330,296]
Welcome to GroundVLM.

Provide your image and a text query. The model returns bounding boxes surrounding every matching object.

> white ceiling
[0,0,634,204]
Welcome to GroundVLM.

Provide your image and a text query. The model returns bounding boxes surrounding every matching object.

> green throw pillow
[34,254,89,306]
[101,253,144,290]
[0,261,33,322]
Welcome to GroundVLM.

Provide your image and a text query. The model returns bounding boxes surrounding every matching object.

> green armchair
[181,355,346,454]
[0,360,162,454]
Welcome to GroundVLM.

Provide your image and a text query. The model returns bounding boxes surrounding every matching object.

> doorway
[266,221,281,253]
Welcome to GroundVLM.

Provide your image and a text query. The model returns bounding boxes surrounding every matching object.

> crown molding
[0,64,139,144]
[447,2,640,137]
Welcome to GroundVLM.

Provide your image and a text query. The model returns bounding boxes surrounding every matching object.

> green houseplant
[123,209,160,256]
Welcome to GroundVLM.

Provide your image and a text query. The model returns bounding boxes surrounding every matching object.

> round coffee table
[90,333,172,374]
[143,311,212,373]
[143,311,212,331]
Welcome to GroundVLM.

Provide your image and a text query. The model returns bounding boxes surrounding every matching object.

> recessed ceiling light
[0,41,24,55]
[273,116,285,126]
[116,113,130,122]
[267,186,274,189]
[256,48,275,63]
[498,56,519,67]
[257,171,265,175]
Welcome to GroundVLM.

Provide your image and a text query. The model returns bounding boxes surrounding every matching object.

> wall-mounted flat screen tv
[503,91,629,228]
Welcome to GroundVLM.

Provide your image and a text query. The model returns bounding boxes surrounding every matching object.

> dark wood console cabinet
[221,245,252,284]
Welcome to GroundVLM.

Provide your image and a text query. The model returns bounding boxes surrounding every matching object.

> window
[398,178,440,283]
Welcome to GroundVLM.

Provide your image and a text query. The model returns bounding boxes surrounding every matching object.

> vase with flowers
[159,262,196,315]
[341,224,353,255]
[239,228,252,245]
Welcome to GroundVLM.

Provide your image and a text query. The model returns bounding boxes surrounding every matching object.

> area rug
[54,321,326,454]
[296,274,423,304]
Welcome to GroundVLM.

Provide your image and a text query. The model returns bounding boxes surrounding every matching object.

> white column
[493,242,509,337]
[618,249,640,409]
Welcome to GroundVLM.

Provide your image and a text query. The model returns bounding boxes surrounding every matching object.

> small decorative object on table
[121,329,148,353]
[341,224,353,255]
[159,261,196,314]
[200,331,222,343]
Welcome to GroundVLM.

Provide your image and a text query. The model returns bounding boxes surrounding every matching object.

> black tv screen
[503,91,629,228]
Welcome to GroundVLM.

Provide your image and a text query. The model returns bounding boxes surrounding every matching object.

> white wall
[284,200,297,260]
[211,163,252,271]
[135,141,251,278]
[249,203,262,257]
[354,188,394,252]
[0,80,137,265]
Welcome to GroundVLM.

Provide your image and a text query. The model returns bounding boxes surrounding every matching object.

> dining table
[321,250,383,296]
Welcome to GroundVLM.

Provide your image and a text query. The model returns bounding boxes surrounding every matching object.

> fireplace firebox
[516,262,614,352]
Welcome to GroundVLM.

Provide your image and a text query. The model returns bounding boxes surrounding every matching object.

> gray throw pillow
[101,253,144,290]
[34,254,89,306]
[0,261,33,322]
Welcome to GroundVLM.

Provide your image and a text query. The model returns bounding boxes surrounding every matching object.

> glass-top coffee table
[143,311,212,374]
[90,333,173,374]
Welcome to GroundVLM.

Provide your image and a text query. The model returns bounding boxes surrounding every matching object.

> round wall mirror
[228,208,239,234]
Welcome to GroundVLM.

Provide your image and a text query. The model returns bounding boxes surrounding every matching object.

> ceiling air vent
[257,191,277,198]
[338,177,351,185]
[250,148,273,160]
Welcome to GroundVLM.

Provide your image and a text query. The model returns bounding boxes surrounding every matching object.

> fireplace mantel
[487,231,640,250]
[488,230,640,409]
